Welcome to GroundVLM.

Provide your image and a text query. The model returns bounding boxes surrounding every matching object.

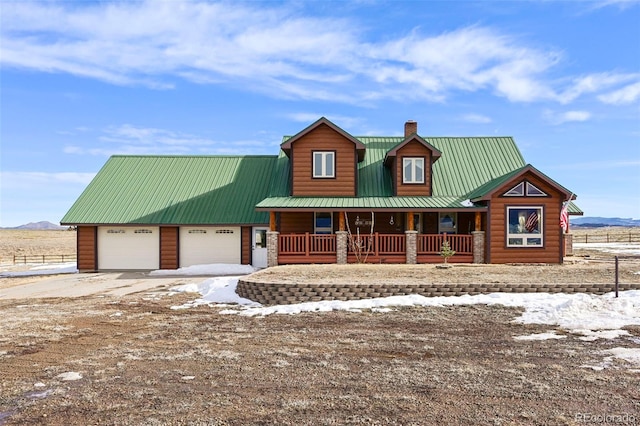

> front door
[252,227,268,268]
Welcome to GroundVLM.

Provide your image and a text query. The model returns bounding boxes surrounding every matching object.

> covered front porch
[263,210,486,266]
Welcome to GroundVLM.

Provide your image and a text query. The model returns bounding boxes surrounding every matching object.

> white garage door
[180,227,241,267]
[98,227,160,270]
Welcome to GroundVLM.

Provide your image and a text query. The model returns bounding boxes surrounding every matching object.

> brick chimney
[404,120,418,137]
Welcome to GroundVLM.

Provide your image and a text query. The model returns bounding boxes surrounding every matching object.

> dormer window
[403,157,425,184]
[313,151,335,178]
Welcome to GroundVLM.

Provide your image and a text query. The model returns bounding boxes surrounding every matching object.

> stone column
[336,231,348,264]
[564,233,573,257]
[267,231,279,268]
[472,231,485,264]
[405,230,418,264]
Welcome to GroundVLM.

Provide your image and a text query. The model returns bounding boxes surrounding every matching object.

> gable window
[314,212,333,234]
[507,206,543,247]
[504,181,548,197]
[313,151,335,178]
[403,158,425,184]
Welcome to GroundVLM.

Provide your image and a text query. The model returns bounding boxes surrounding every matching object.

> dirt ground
[0,229,639,425]
[1,293,639,426]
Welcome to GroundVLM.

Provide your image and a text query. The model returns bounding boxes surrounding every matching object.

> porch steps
[236,280,640,306]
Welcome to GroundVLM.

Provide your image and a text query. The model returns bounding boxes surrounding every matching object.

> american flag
[525,211,539,233]
[560,202,569,233]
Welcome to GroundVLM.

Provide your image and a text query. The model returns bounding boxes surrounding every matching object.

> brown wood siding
[395,141,432,196]
[280,212,315,233]
[488,173,563,264]
[344,211,404,234]
[77,226,97,271]
[290,123,357,196]
[160,227,179,269]
[241,226,252,265]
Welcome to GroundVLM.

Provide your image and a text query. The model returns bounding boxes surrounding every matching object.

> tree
[440,239,456,264]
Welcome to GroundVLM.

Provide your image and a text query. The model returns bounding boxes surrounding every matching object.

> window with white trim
[313,151,335,178]
[314,212,333,234]
[403,158,425,184]
[507,206,543,247]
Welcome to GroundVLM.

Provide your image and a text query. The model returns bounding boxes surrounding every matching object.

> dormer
[383,121,442,196]
[281,117,365,196]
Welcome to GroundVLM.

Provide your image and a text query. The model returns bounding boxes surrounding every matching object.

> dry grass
[0,230,76,265]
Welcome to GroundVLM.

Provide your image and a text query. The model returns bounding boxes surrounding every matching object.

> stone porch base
[236,280,640,306]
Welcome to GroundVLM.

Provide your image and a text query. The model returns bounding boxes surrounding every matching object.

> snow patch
[573,242,640,255]
[171,276,260,309]
[514,331,567,341]
[605,347,640,366]
[56,372,82,381]
[0,263,77,277]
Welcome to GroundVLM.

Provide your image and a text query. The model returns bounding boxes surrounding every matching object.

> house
[61,117,582,271]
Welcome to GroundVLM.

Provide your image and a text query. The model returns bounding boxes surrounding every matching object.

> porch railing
[347,233,406,255]
[279,233,336,256]
[278,232,474,261]
[418,234,473,254]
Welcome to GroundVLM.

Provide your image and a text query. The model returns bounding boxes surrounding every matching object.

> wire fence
[573,232,640,244]
[6,254,77,265]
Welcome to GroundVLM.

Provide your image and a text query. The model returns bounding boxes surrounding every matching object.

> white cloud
[543,110,592,125]
[557,73,640,104]
[588,0,640,10]
[62,124,267,156]
[0,1,635,105]
[1,172,95,187]
[598,81,640,105]
[285,113,364,130]
[461,113,492,124]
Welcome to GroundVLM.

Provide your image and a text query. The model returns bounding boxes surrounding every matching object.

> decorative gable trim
[469,164,574,202]
[281,117,366,162]
[383,135,442,167]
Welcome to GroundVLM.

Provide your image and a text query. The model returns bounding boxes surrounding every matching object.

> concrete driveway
[0,272,207,299]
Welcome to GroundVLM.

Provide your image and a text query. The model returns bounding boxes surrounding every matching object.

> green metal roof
[271,136,528,199]
[256,196,481,210]
[61,155,278,225]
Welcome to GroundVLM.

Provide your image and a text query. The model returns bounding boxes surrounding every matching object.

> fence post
[614,256,619,298]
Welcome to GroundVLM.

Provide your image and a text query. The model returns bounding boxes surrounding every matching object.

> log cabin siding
[77,226,97,271]
[160,227,179,269]
[395,141,433,196]
[241,226,252,265]
[280,212,315,234]
[488,173,563,264]
[290,124,357,196]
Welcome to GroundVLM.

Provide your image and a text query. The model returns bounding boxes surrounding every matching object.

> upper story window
[313,151,335,178]
[403,157,425,184]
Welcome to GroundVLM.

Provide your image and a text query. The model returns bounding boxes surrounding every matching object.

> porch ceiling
[255,196,487,211]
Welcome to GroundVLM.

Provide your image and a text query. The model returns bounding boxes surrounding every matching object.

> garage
[98,227,160,270]
[179,227,241,267]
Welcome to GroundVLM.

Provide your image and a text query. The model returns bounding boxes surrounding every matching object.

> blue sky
[1,0,639,227]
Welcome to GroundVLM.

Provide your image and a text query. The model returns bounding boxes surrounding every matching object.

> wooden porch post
[339,211,345,231]
[407,212,414,231]
[269,211,277,232]
[475,211,481,231]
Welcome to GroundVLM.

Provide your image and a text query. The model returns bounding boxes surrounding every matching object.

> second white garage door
[179,227,241,267]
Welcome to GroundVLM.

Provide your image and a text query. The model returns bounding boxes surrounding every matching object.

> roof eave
[280,117,366,161]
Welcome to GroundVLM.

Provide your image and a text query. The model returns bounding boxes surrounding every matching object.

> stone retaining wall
[236,279,640,306]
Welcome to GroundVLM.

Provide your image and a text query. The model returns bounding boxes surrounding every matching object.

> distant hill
[572,217,640,228]
[8,221,66,230]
